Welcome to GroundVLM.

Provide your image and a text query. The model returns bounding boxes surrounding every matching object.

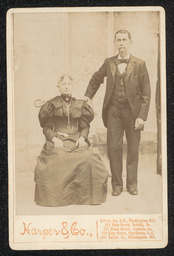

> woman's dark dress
[34,96,108,207]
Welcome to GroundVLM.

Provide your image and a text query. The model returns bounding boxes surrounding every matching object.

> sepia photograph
[7,6,167,249]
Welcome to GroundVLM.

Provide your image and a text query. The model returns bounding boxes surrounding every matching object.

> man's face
[114,33,132,55]
[58,76,73,95]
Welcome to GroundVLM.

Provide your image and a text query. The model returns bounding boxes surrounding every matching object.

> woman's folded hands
[52,137,64,147]
[52,136,87,148]
[76,136,87,147]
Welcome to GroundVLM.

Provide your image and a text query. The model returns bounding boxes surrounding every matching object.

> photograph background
[0,0,173,253]
[13,11,162,215]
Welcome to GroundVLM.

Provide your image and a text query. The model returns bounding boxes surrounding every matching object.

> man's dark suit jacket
[85,54,151,128]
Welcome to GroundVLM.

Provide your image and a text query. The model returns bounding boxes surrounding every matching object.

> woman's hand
[76,136,87,147]
[52,137,64,148]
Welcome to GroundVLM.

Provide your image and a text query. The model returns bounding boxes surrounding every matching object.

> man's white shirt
[117,54,130,74]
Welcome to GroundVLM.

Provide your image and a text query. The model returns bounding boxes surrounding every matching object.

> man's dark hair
[114,30,131,40]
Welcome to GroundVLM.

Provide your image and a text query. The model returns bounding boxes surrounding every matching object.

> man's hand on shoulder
[83,96,92,106]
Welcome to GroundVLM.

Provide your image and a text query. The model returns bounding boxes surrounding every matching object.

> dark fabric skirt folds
[34,141,108,207]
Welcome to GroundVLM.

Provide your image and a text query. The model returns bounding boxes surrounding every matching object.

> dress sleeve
[38,101,57,142]
[78,102,94,140]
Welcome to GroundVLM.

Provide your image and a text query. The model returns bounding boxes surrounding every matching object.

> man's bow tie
[116,58,129,65]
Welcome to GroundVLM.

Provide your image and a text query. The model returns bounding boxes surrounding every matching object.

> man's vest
[109,66,129,107]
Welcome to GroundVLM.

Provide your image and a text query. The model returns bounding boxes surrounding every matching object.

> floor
[15,153,162,215]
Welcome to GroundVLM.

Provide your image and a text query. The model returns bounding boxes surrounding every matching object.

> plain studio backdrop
[12,10,162,215]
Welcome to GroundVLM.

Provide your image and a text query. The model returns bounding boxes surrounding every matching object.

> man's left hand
[76,136,87,147]
[135,118,145,130]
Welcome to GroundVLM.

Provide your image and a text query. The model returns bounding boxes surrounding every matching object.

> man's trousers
[107,103,141,190]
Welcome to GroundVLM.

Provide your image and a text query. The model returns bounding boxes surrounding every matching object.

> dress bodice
[38,96,94,142]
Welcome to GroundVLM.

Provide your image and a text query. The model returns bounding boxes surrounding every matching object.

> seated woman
[34,74,108,207]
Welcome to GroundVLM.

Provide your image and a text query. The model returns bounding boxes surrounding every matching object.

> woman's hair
[57,74,73,86]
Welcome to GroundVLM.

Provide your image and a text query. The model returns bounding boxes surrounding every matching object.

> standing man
[84,30,151,196]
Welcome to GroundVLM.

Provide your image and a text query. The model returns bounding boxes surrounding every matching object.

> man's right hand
[83,96,92,106]
[52,137,64,147]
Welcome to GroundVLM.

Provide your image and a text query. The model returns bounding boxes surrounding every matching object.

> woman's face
[58,76,73,95]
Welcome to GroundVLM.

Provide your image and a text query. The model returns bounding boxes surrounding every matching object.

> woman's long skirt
[34,141,108,207]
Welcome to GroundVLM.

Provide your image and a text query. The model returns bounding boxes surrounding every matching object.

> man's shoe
[112,188,123,196]
[128,188,138,195]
